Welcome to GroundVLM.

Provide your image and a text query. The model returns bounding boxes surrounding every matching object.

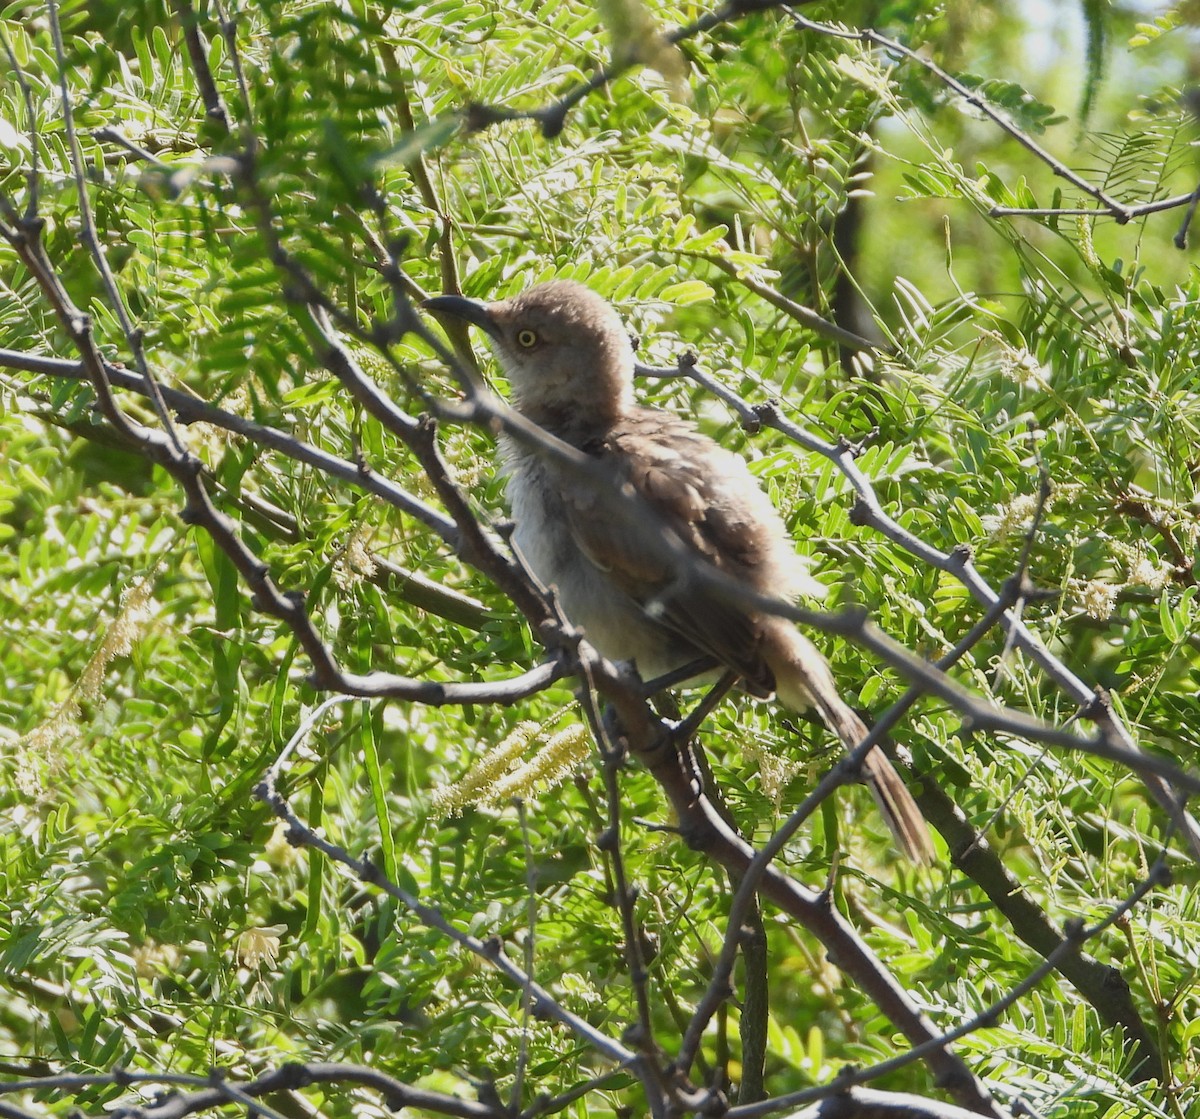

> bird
[423,280,933,862]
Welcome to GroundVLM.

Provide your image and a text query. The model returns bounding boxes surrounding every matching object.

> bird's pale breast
[502,436,700,678]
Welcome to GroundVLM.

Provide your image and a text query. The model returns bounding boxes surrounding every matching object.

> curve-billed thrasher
[424,280,933,861]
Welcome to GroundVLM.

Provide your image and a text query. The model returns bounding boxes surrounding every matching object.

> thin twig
[256,734,642,1070]
[676,566,1029,1075]
[0,1062,504,1119]
[46,0,187,459]
[464,0,809,140]
[0,347,458,542]
[0,26,40,218]
[726,855,1170,1118]
[790,13,1128,219]
[171,0,231,133]
[641,350,1200,854]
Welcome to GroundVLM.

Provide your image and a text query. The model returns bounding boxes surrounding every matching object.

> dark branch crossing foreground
[2,3,1198,1119]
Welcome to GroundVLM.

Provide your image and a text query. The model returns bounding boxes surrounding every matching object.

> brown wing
[559,408,780,693]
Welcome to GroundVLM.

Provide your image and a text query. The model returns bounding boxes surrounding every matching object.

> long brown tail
[761,618,934,863]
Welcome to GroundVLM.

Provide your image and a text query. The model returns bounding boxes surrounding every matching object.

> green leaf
[372,117,462,168]
[659,280,714,305]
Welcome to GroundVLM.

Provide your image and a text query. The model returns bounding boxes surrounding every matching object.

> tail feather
[762,619,934,863]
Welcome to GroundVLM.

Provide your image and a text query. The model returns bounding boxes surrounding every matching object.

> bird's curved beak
[421,294,500,339]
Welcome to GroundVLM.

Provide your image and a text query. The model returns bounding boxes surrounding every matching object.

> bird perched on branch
[424,280,933,862]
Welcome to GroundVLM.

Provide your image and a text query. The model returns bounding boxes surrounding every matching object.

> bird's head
[424,280,635,433]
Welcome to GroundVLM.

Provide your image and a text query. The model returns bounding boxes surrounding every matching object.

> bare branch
[0,347,458,543]
[726,856,1169,1118]
[790,13,1129,219]
[463,0,812,140]
[170,0,231,134]
[772,1087,1030,1119]
[640,353,1200,855]
[0,1063,503,1119]
[635,737,1005,1117]
[255,728,645,1074]
[990,191,1196,221]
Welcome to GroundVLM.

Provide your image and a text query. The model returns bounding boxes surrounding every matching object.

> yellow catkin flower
[998,345,1048,390]
[15,573,157,792]
[77,576,155,704]
[1127,554,1172,591]
[1111,542,1173,592]
[432,721,541,816]
[480,725,591,807]
[1075,213,1101,273]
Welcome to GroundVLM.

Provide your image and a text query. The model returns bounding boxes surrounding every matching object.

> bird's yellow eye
[516,329,538,348]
